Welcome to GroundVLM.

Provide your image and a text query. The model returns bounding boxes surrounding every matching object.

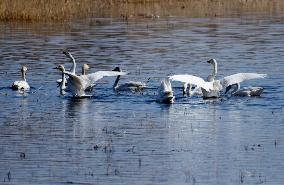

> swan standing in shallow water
[169,59,267,98]
[55,65,127,97]
[112,67,147,92]
[157,78,175,103]
[12,66,30,91]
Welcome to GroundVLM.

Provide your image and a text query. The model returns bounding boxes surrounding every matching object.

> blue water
[0,14,284,185]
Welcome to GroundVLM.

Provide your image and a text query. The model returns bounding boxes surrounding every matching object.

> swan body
[183,83,205,97]
[81,64,95,91]
[55,65,127,97]
[157,78,175,103]
[112,67,147,92]
[225,83,264,96]
[12,66,30,91]
[234,87,264,96]
[57,63,92,91]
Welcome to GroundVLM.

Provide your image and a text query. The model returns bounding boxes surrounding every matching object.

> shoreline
[0,0,283,21]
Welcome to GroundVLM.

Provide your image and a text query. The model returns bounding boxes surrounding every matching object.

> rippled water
[0,14,284,185]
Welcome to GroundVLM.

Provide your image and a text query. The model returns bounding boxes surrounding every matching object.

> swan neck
[60,72,66,95]
[212,62,217,77]
[21,70,26,81]
[70,55,76,74]
[113,75,120,89]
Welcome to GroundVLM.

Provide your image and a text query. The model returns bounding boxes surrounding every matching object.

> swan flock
[11,50,267,103]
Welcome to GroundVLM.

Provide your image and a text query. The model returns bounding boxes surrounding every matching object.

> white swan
[225,83,264,96]
[180,59,219,97]
[12,66,30,91]
[112,67,147,92]
[55,65,127,97]
[169,59,267,98]
[56,50,77,85]
[157,77,175,103]
[56,64,90,94]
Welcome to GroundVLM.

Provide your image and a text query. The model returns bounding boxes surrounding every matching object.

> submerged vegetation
[0,0,283,21]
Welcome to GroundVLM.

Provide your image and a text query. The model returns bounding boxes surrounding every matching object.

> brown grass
[0,0,283,21]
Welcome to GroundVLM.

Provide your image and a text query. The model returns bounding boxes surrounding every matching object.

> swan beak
[53,66,58,69]
[207,60,211,63]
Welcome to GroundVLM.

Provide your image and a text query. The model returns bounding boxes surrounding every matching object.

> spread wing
[160,78,172,92]
[85,71,127,84]
[169,74,213,92]
[221,73,267,88]
[64,71,82,87]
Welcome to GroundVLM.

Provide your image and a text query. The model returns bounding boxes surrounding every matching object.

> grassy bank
[0,0,283,21]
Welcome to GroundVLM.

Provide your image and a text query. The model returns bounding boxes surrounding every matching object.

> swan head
[62,49,73,59]
[112,67,121,72]
[21,66,28,73]
[83,64,90,71]
[54,64,65,72]
[207,58,217,65]
[82,64,90,75]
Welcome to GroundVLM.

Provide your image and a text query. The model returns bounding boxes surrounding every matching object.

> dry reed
[0,0,283,21]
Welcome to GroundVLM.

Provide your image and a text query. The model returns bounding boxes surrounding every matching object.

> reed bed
[0,0,283,21]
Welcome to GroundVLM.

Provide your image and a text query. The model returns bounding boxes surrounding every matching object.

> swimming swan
[12,66,30,91]
[55,65,127,97]
[112,67,147,92]
[169,59,267,98]
[225,83,264,96]
[157,77,175,103]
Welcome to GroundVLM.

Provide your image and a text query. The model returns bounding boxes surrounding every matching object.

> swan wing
[161,78,172,92]
[221,73,267,88]
[169,75,213,92]
[85,71,127,84]
[64,71,85,95]
[158,78,174,97]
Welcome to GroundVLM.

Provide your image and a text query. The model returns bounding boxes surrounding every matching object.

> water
[0,14,284,185]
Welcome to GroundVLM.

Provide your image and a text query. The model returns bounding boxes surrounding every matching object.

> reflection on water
[0,14,284,184]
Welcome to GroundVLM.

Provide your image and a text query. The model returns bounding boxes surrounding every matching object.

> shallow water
[0,14,284,185]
